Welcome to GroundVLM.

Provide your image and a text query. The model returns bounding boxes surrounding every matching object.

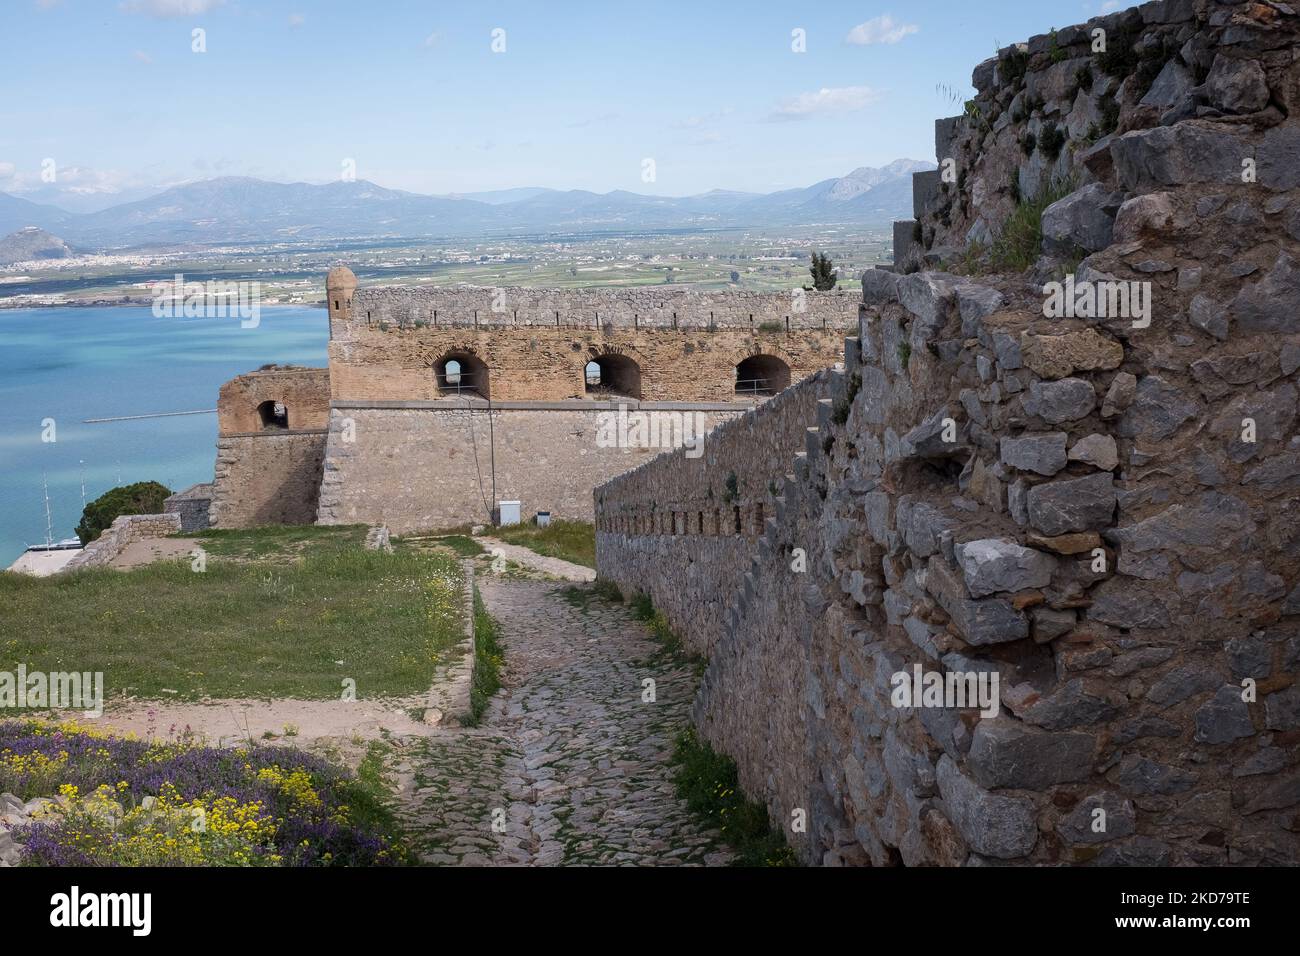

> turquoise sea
[0,306,328,566]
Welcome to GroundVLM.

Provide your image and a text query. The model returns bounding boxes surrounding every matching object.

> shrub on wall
[75,481,172,545]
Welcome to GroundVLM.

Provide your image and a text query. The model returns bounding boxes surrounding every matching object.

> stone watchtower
[326,265,357,333]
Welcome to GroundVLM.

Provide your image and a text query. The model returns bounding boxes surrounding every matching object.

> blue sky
[4,0,1126,205]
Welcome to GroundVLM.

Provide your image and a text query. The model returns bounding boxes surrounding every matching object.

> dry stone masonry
[596,0,1300,866]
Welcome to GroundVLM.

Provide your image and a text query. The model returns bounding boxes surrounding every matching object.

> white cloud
[119,0,226,17]
[846,14,919,46]
[288,13,306,28]
[132,50,154,64]
[423,31,441,48]
[767,86,881,121]
[35,0,64,10]
[1100,0,1121,10]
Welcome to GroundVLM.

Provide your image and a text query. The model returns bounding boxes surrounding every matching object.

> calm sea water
[0,306,328,566]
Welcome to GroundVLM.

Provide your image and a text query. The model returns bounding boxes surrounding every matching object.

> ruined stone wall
[65,514,183,571]
[594,369,834,657]
[217,367,330,435]
[316,402,743,533]
[594,1,1300,867]
[209,431,327,528]
[329,286,855,403]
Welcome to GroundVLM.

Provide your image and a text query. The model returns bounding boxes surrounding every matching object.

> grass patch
[560,578,624,614]
[435,535,486,558]
[672,727,796,867]
[186,524,368,561]
[468,587,503,725]
[490,520,595,569]
[0,530,465,702]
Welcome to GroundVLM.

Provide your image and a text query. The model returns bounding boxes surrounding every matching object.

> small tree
[729,270,740,284]
[807,251,837,291]
[75,481,172,545]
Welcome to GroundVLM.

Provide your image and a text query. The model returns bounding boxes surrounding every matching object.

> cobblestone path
[391,578,731,866]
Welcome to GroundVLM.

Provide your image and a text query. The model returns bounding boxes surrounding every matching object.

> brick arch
[734,351,791,397]
[431,349,490,399]
[583,349,642,399]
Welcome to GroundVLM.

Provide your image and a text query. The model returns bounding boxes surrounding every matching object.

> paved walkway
[391,577,729,866]
[477,537,596,582]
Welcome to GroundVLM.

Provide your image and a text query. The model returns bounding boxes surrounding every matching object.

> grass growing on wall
[468,588,504,725]
[986,178,1077,274]
[491,520,595,569]
[672,727,797,867]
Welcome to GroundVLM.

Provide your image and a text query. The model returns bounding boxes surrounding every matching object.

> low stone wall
[164,483,214,533]
[594,370,834,656]
[209,431,327,528]
[317,401,744,533]
[64,514,182,571]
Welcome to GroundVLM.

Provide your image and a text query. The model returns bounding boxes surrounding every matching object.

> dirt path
[477,537,596,583]
[391,578,729,866]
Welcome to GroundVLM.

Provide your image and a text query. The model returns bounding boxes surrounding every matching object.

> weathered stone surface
[1204,54,1270,114]
[862,268,901,306]
[1188,293,1229,340]
[1231,253,1300,334]
[1117,375,1199,441]
[1023,377,1097,424]
[926,557,1030,646]
[898,272,956,339]
[936,755,1038,859]
[1031,606,1076,641]
[1057,791,1136,844]
[955,538,1055,597]
[1113,754,1195,795]
[1108,492,1254,555]
[968,719,1095,789]
[1265,685,1300,731]
[954,283,1006,336]
[1068,433,1118,471]
[901,406,966,459]
[1194,685,1255,744]
[1112,192,1178,243]
[1100,371,1137,419]
[1041,184,1123,255]
[1110,122,1253,192]
[1139,57,1195,109]
[1021,329,1124,380]
[1027,531,1100,555]
[1022,678,1122,729]
[1088,576,1173,629]
[1027,472,1115,535]
[1000,432,1068,476]
[1146,662,1222,707]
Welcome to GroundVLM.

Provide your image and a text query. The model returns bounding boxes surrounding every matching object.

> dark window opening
[435,352,490,398]
[258,400,289,430]
[584,354,641,399]
[735,354,791,397]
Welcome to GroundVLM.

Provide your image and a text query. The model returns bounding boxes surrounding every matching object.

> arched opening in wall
[585,354,641,399]
[257,400,289,430]
[435,352,490,398]
[735,354,790,397]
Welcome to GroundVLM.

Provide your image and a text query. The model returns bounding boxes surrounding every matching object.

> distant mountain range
[0,160,933,251]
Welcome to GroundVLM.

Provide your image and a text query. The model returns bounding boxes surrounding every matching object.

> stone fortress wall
[209,276,860,530]
[595,0,1300,866]
[209,367,331,528]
